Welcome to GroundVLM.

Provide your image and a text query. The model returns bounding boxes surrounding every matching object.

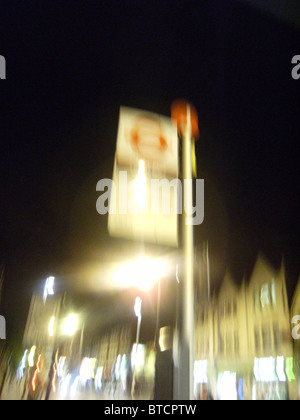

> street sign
[108,107,179,247]
[115,107,178,178]
[107,162,179,247]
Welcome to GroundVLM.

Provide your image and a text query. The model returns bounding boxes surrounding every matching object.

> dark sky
[1,0,300,344]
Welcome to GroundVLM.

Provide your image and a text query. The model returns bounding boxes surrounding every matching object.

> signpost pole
[171,100,199,400]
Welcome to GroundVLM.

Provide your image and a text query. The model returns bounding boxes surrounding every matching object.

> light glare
[113,257,167,291]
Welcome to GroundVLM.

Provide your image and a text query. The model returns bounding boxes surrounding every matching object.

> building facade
[291,277,300,398]
[194,254,298,400]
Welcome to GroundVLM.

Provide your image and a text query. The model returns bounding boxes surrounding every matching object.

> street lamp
[61,313,79,337]
[113,256,168,291]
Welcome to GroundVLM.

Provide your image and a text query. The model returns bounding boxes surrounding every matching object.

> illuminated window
[276,356,286,382]
[285,357,296,382]
[271,280,276,308]
[260,283,270,309]
[254,357,277,382]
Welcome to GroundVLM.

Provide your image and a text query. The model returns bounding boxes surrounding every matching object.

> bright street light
[61,313,79,337]
[134,296,142,319]
[113,256,167,291]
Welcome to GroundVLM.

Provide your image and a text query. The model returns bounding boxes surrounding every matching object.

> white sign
[115,107,178,178]
[107,163,178,247]
[107,107,179,247]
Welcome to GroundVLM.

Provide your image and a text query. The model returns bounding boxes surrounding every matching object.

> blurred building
[194,254,298,400]
[93,324,133,371]
[23,293,62,350]
[0,342,9,398]
[291,277,300,398]
[87,322,133,391]
[23,292,63,374]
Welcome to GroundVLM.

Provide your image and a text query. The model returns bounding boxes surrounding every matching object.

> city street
[0,373,153,401]
[1,0,299,401]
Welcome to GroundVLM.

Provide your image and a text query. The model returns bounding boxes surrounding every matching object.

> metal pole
[79,321,85,358]
[206,241,211,301]
[155,278,161,350]
[182,104,194,400]
[131,314,141,399]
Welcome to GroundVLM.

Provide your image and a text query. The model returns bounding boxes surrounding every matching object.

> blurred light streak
[79,357,97,385]
[17,349,28,380]
[70,376,80,399]
[134,160,147,210]
[131,344,145,369]
[217,371,237,400]
[238,378,244,400]
[43,276,55,303]
[115,354,121,381]
[120,355,127,390]
[48,316,55,337]
[285,357,296,382]
[52,363,57,392]
[176,263,180,283]
[95,367,103,391]
[61,374,71,398]
[28,345,36,367]
[31,354,41,392]
[254,357,277,382]
[194,360,208,384]
[134,296,142,318]
[57,356,66,377]
[276,356,286,382]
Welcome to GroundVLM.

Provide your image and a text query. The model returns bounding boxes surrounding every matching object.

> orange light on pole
[171,99,199,140]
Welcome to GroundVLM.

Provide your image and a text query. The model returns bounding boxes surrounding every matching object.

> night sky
[1,1,300,345]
